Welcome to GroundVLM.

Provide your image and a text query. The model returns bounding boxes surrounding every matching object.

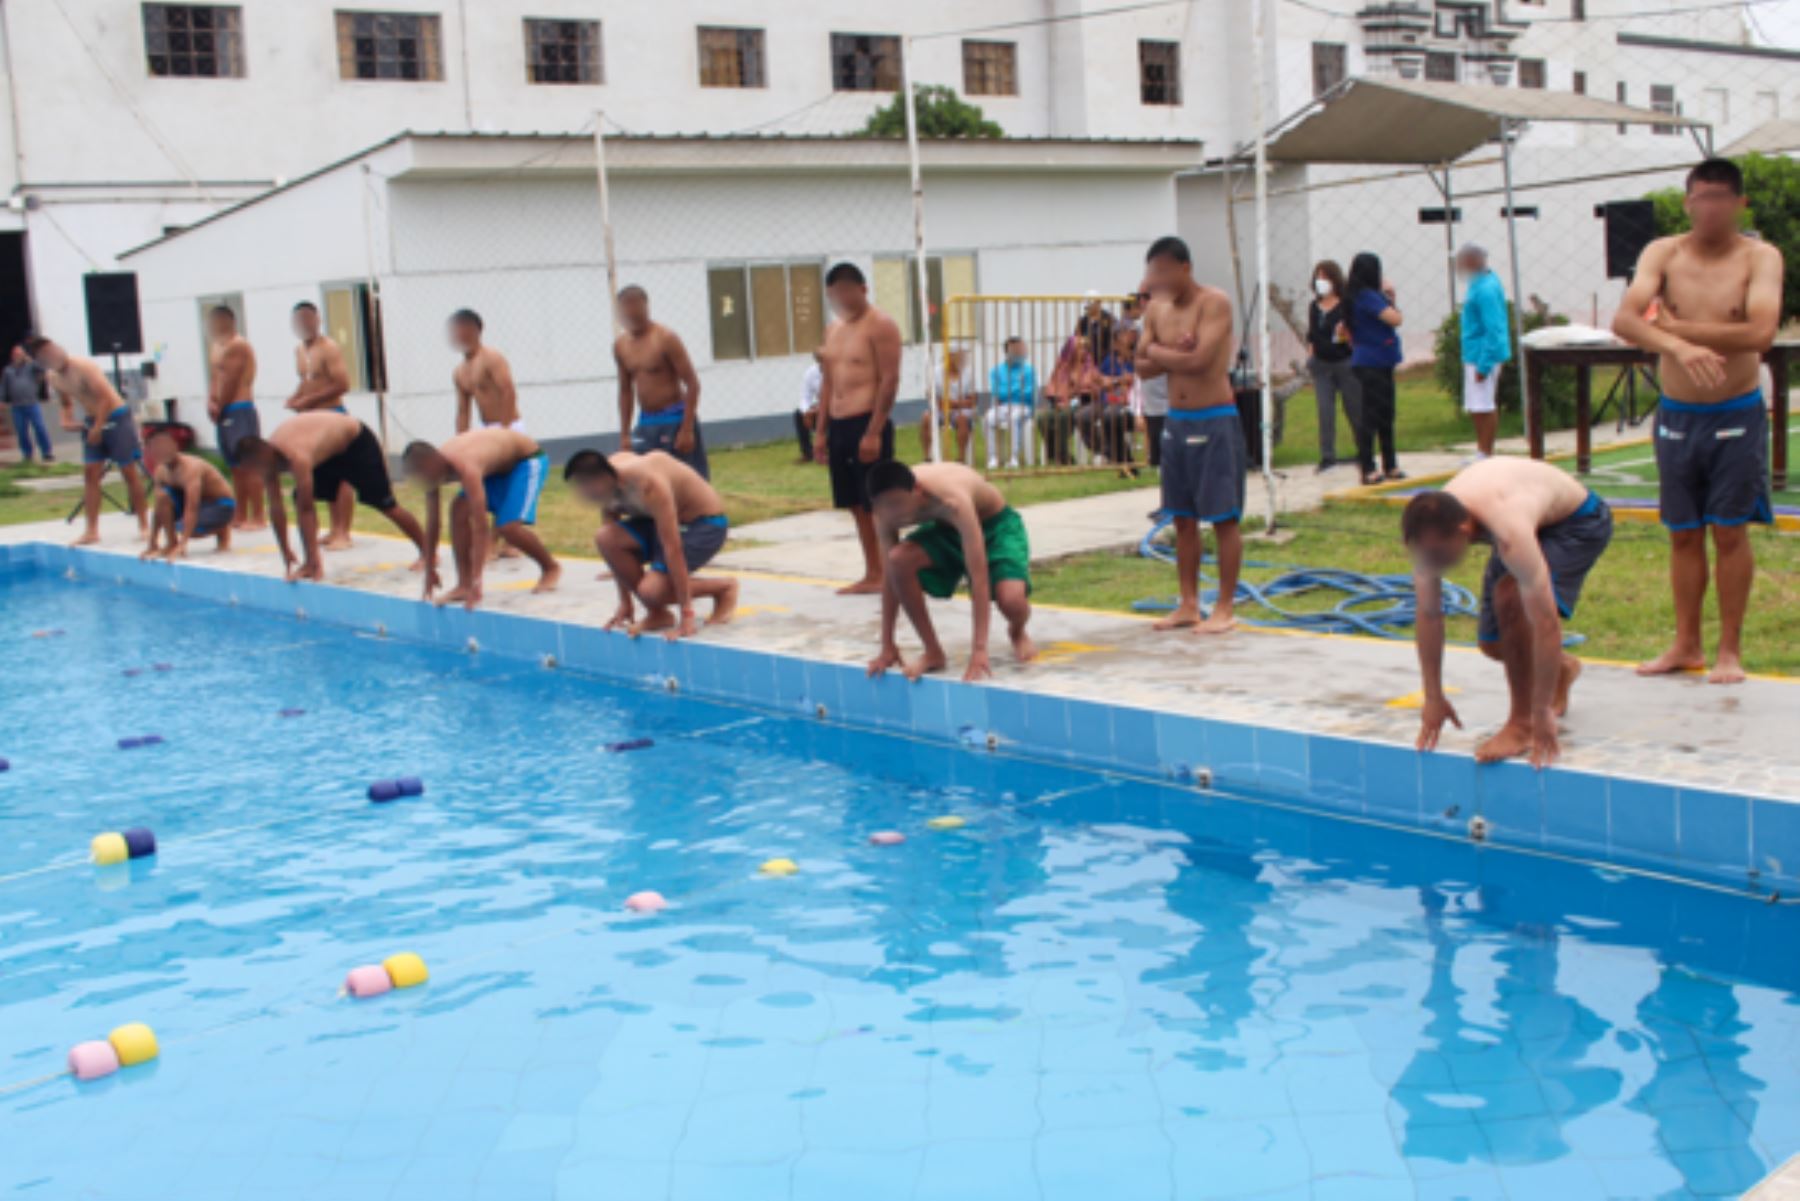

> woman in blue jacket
[1345,252,1404,485]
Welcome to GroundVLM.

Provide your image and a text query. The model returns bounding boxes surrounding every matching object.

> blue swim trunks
[165,487,236,537]
[1654,391,1773,530]
[478,452,548,527]
[622,514,729,574]
[1160,404,1247,524]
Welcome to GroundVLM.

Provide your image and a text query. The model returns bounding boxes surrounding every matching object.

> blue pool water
[3,564,1799,1201]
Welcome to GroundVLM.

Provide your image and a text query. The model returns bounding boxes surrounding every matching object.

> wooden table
[1523,340,1795,490]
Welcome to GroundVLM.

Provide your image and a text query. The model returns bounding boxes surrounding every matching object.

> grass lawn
[1558,423,1800,510]
[1032,501,1800,676]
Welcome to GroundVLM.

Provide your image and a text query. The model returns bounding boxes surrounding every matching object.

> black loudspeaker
[84,272,143,355]
[1597,200,1657,280]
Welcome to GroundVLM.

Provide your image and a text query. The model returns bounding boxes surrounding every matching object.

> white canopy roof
[1721,118,1800,157]
[1254,77,1709,166]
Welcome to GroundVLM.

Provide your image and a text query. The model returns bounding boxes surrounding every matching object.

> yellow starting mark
[1033,640,1113,666]
[730,604,792,620]
[1385,687,1462,710]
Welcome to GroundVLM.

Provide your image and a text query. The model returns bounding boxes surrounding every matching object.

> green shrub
[1644,151,1800,318]
[1434,304,1577,429]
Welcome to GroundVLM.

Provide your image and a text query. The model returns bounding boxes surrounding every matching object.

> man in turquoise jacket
[1458,243,1512,459]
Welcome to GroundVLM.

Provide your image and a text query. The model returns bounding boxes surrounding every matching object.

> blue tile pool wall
[11,542,1793,896]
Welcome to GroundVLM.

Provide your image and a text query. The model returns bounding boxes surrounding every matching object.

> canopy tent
[1225,76,1715,513]
[1721,118,1800,157]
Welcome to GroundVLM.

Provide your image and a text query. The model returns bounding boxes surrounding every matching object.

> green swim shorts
[904,506,1032,599]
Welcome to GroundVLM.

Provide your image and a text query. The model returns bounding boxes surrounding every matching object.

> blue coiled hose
[1129,516,1583,645]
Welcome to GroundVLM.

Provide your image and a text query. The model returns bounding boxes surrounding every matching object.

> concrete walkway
[4,511,1793,805]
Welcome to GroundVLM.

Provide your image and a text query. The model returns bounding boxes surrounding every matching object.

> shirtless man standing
[1135,236,1244,635]
[401,428,560,608]
[613,287,707,477]
[815,262,903,595]
[286,301,356,550]
[26,336,148,545]
[566,449,738,640]
[450,309,522,433]
[1612,158,1784,685]
[142,427,235,559]
[206,305,264,531]
[865,460,1037,684]
[235,412,433,588]
[1404,458,1614,768]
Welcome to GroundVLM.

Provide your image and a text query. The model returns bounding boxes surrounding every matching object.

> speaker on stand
[83,272,144,393]
[1593,201,1661,429]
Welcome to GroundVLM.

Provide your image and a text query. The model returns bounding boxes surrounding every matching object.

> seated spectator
[1040,337,1101,466]
[920,349,975,463]
[985,336,1036,470]
[1083,327,1138,466]
[1075,290,1117,363]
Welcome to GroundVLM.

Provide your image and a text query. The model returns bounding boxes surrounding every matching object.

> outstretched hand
[1416,695,1462,752]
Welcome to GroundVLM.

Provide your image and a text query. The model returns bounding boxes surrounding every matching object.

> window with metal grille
[334,11,443,82]
[1139,40,1180,106]
[1312,42,1346,97]
[142,5,244,78]
[1651,84,1679,135]
[706,262,826,362]
[962,40,1017,97]
[1518,58,1545,89]
[830,33,900,92]
[1425,51,1458,83]
[698,27,765,88]
[524,19,601,85]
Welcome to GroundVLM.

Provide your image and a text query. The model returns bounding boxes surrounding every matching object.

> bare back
[609,450,723,523]
[453,346,519,427]
[819,306,900,419]
[156,452,232,502]
[1143,286,1235,410]
[440,427,539,478]
[1445,457,1590,547]
[614,325,687,413]
[47,357,124,422]
[912,462,1006,526]
[268,410,361,470]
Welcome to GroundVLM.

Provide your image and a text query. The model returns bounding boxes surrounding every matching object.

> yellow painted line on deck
[1032,639,1115,666]
[1386,687,1462,710]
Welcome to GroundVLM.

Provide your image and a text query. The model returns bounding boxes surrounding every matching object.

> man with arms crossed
[566,450,738,640]
[142,427,235,559]
[236,412,433,588]
[1612,158,1783,685]
[815,262,903,595]
[27,336,148,545]
[401,428,560,608]
[287,301,356,550]
[865,460,1037,684]
[1403,458,1613,769]
[207,305,264,531]
[614,287,708,477]
[1135,236,1244,635]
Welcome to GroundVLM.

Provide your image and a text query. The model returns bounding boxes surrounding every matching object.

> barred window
[1139,40,1180,106]
[698,27,765,88]
[1312,42,1346,97]
[143,5,244,79]
[962,40,1017,97]
[1651,84,1679,136]
[525,19,601,85]
[334,11,443,82]
[1425,51,1458,83]
[831,33,900,92]
[706,262,825,362]
[1518,58,1546,89]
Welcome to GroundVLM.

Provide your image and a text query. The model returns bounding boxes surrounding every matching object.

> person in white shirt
[795,349,823,463]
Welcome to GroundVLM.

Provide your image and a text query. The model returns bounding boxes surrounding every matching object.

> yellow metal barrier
[928,294,1141,474]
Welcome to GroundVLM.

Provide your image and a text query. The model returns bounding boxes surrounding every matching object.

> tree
[861,85,1004,139]
[1644,151,1800,318]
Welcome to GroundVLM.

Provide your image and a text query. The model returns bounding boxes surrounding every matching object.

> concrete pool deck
[4,511,1794,807]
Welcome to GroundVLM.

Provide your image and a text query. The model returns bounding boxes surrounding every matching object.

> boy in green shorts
[866,460,1037,683]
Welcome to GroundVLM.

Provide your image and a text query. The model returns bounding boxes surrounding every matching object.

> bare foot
[239,518,267,532]
[323,532,353,551]
[71,531,100,546]
[1637,647,1706,677]
[709,579,740,626]
[837,577,883,596]
[1554,657,1582,717]
[434,585,471,608]
[1709,653,1747,685]
[1474,722,1533,764]
[1194,607,1237,636]
[903,650,949,681]
[407,557,423,573]
[630,610,677,638]
[1153,606,1200,632]
[532,564,562,594]
[1011,629,1039,664]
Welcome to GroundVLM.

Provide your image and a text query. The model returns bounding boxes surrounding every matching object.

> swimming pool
[3,559,1798,1201]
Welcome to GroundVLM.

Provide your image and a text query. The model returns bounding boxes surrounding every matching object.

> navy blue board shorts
[622,514,729,574]
[165,488,236,538]
[1160,404,1247,524]
[1478,491,1613,644]
[465,452,547,527]
[826,412,895,511]
[1654,391,1773,530]
[83,406,143,467]
[215,401,260,468]
[632,405,710,479]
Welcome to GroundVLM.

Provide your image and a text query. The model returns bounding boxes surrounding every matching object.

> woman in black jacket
[1304,259,1360,473]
